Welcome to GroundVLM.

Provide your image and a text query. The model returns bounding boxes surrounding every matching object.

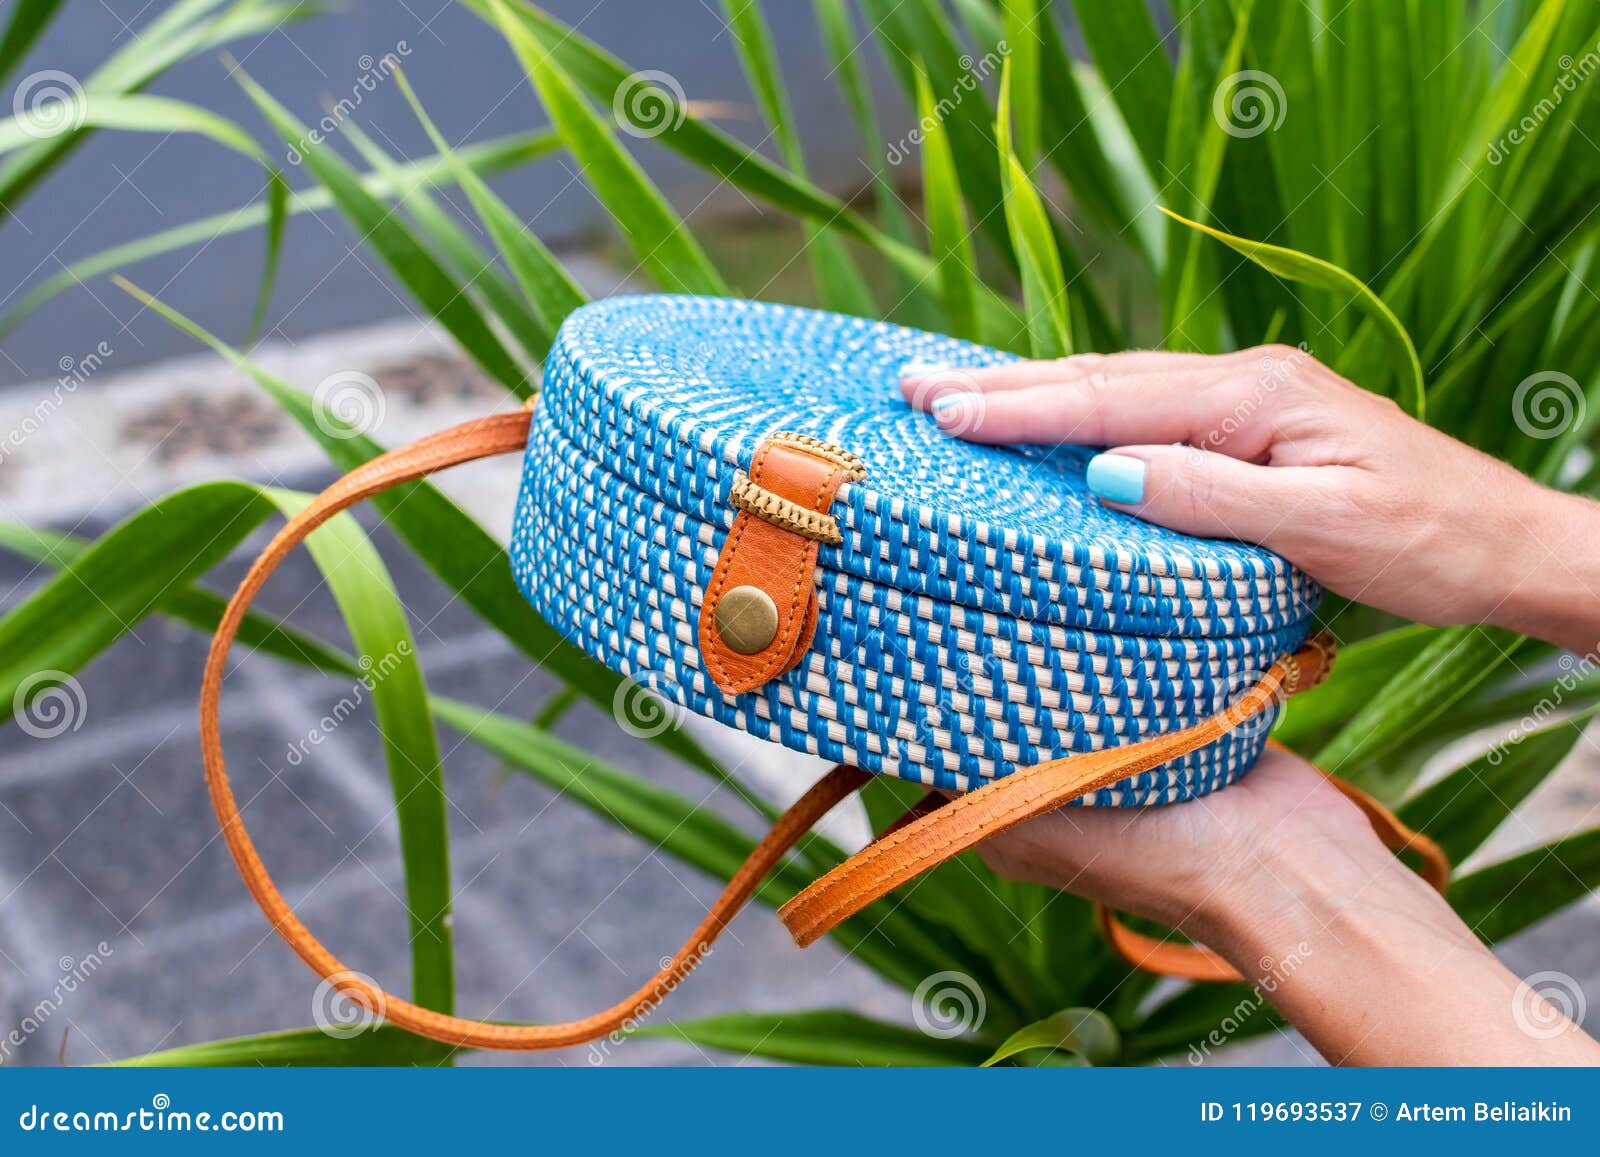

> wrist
[1485,485,1600,654]
[1195,812,1470,972]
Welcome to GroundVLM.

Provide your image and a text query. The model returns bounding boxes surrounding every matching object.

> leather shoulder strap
[200,410,873,1051]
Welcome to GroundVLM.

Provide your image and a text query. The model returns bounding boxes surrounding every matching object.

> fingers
[1085,443,1318,547]
[900,349,1222,397]
[899,347,1301,460]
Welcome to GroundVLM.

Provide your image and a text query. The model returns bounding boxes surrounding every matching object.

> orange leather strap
[199,410,877,1050]
[201,414,1445,1051]
[698,433,863,695]
[777,640,1337,947]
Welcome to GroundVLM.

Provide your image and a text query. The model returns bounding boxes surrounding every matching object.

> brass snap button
[715,586,779,654]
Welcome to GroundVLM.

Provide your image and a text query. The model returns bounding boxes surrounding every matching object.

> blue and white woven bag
[512,295,1322,803]
[201,295,1387,1052]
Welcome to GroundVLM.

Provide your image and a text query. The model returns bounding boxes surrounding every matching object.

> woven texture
[512,296,1321,800]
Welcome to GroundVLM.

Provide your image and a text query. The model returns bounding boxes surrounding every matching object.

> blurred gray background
[1,0,911,388]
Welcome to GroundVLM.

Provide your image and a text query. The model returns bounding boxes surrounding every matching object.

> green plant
[3,0,1599,1066]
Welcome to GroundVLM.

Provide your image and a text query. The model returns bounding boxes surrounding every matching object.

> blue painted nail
[930,393,973,416]
[1086,452,1146,504]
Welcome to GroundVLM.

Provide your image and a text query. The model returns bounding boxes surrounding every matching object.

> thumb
[1085,444,1309,550]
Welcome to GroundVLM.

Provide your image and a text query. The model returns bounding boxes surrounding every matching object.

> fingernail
[929,393,975,421]
[1085,452,1146,504]
[900,359,950,381]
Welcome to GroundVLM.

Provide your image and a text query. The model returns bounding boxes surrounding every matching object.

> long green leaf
[916,69,979,342]
[429,695,1007,1001]
[998,61,1071,358]
[1068,0,1173,182]
[394,69,587,341]
[0,0,66,90]
[268,490,454,1014]
[0,481,455,1012]
[231,63,533,396]
[1400,704,1600,865]
[1160,207,1426,417]
[111,1026,458,1068]
[0,520,357,678]
[1452,827,1600,945]
[493,0,727,297]
[0,129,560,340]
[981,1007,1119,1066]
[1316,626,1528,795]
[720,0,874,315]
[336,114,553,365]
[640,1009,994,1066]
[0,483,272,714]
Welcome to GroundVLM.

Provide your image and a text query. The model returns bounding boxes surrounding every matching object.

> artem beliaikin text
[1394,1101,1571,1123]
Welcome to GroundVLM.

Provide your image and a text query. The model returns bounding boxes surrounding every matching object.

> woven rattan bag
[200,296,1447,1051]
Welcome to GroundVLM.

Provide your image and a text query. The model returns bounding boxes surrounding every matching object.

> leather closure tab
[699,432,863,696]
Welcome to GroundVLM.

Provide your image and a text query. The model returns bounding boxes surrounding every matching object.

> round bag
[197,296,1447,1052]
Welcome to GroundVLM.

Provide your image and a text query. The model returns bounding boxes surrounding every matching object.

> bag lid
[537,295,1319,641]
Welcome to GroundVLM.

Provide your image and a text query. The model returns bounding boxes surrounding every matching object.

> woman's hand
[901,348,1600,654]
[976,746,1600,1065]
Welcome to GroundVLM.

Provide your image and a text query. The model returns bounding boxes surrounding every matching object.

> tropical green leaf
[0,128,560,340]
[640,1009,993,1066]
[916,69,979,342]
[1067,0,1173,182]
[0,520,358,678]
[981,1006,1120,1066]
[492,0,727,298]
[0,0,66,90]
[1315,626,1527,794]
[720,0,874,315]
[394,69,587,340]
[0,482,455,1012]
[110,1026,457,1067]
[1452,827,1600,945]
[337,116,552,366]
[231,63,534,396]
[998,61,1071,358]
[1160,207,1426,417]
[1400,705,1600,865]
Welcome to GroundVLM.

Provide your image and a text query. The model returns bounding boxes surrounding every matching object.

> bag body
[512,296,1321,801]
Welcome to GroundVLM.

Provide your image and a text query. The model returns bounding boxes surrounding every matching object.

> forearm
[1485,486,1600,656]
[1206,836,1600,1066]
